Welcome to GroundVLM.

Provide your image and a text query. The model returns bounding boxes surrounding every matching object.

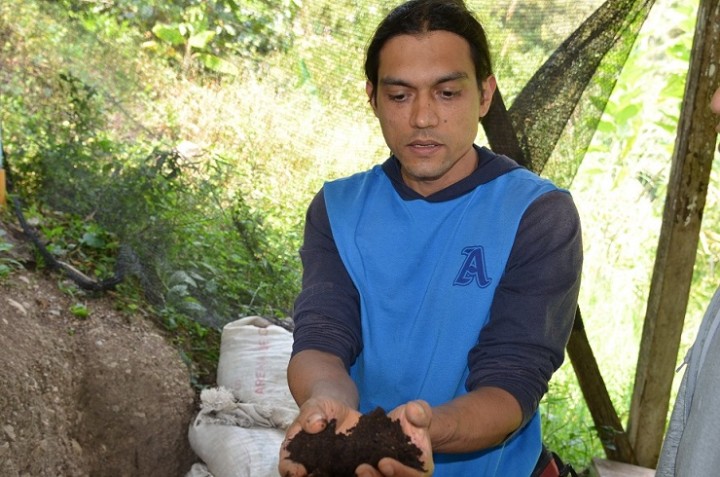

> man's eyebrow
[380,72,470,88]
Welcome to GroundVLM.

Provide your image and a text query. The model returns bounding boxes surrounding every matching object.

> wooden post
[627,0,720,467]
[483,92,634,463]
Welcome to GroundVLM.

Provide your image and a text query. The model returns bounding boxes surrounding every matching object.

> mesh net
[0,0,656,329]
[492,0,656,185]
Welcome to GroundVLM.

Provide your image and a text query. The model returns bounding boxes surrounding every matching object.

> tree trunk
[627,0,720,467]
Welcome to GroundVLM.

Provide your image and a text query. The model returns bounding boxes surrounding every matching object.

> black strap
[530,445,578,477]
[530,445,554,477]
[551,450,579,477]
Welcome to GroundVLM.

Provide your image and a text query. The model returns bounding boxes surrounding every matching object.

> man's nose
[410,96,439,129]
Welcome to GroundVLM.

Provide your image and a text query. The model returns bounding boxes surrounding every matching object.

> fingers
[302,410,329,434]
[295,397,359,434]
[356,463,384,477]
[278,460,308,477]
[279,398,363,477]
[404,400,432,428]
[358,459,421,477]
[278,406,324,477]
[375,457,432,477]
[291,398,334,435]
[284,402,431,477]
[278,436,309,477]
[388,401,434,477]
[377,458,401,476]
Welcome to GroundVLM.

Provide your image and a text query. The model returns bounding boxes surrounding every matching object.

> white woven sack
[188,413,285,477]
[185,462,213,477]
[216,316,295,407]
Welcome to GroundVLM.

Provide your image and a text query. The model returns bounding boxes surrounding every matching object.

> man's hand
[278,396,362,477]
[356,400,435,477]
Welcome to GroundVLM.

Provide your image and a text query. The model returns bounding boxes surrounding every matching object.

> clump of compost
[286,407,425,476]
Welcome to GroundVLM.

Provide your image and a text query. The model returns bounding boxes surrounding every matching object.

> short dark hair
[364,0,493,97]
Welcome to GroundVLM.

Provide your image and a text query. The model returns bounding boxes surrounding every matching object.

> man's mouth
[409,141,441,149]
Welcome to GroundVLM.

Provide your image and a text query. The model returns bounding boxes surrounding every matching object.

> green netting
[502,0,656,186]
[0,0,656,327]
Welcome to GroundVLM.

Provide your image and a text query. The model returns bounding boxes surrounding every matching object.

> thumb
[405,400,432,428]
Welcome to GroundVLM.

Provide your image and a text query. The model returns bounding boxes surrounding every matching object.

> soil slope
[0,220,199,476]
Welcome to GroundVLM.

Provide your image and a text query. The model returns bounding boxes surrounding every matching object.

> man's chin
[401,167,447,184]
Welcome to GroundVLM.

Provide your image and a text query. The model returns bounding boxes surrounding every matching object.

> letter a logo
[453,246,491,288]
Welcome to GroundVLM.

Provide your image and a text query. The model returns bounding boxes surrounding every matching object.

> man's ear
[478,75,497,119]
[366,81,378,115]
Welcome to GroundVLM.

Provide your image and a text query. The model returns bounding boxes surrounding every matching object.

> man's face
[367,31,496,197]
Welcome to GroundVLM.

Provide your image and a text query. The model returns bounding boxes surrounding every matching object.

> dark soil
[286,407,424,477]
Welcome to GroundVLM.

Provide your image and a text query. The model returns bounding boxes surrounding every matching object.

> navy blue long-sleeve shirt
[292,146,582,425]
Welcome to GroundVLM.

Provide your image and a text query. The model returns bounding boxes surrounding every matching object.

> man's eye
[441,90,459,98]
[389,94,406,102]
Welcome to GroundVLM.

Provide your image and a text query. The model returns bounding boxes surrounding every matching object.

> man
[655,85,720,477]
[279,0,583,475]
[714,86,720,132]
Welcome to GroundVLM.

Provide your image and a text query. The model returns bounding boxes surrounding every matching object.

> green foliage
[26,209,120,280]
[70,302,90,319]
[158,304,222,388]
[1,0,714,469]
[542,380,602,466]
[0,230,22,279]
[52,0,301,75]
[2,0,303,382]
[7,71,106,200]
[474,0,599,101]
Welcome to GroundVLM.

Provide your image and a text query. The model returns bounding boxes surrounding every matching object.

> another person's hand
[278,396,362,477]
[711,86,720,133]
[356,400,435,477]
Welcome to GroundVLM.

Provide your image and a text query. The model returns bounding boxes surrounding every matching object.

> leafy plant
[70,302,90,319]
[157,304,221,389]
[53,0,301,75]
[148,5,230,74]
